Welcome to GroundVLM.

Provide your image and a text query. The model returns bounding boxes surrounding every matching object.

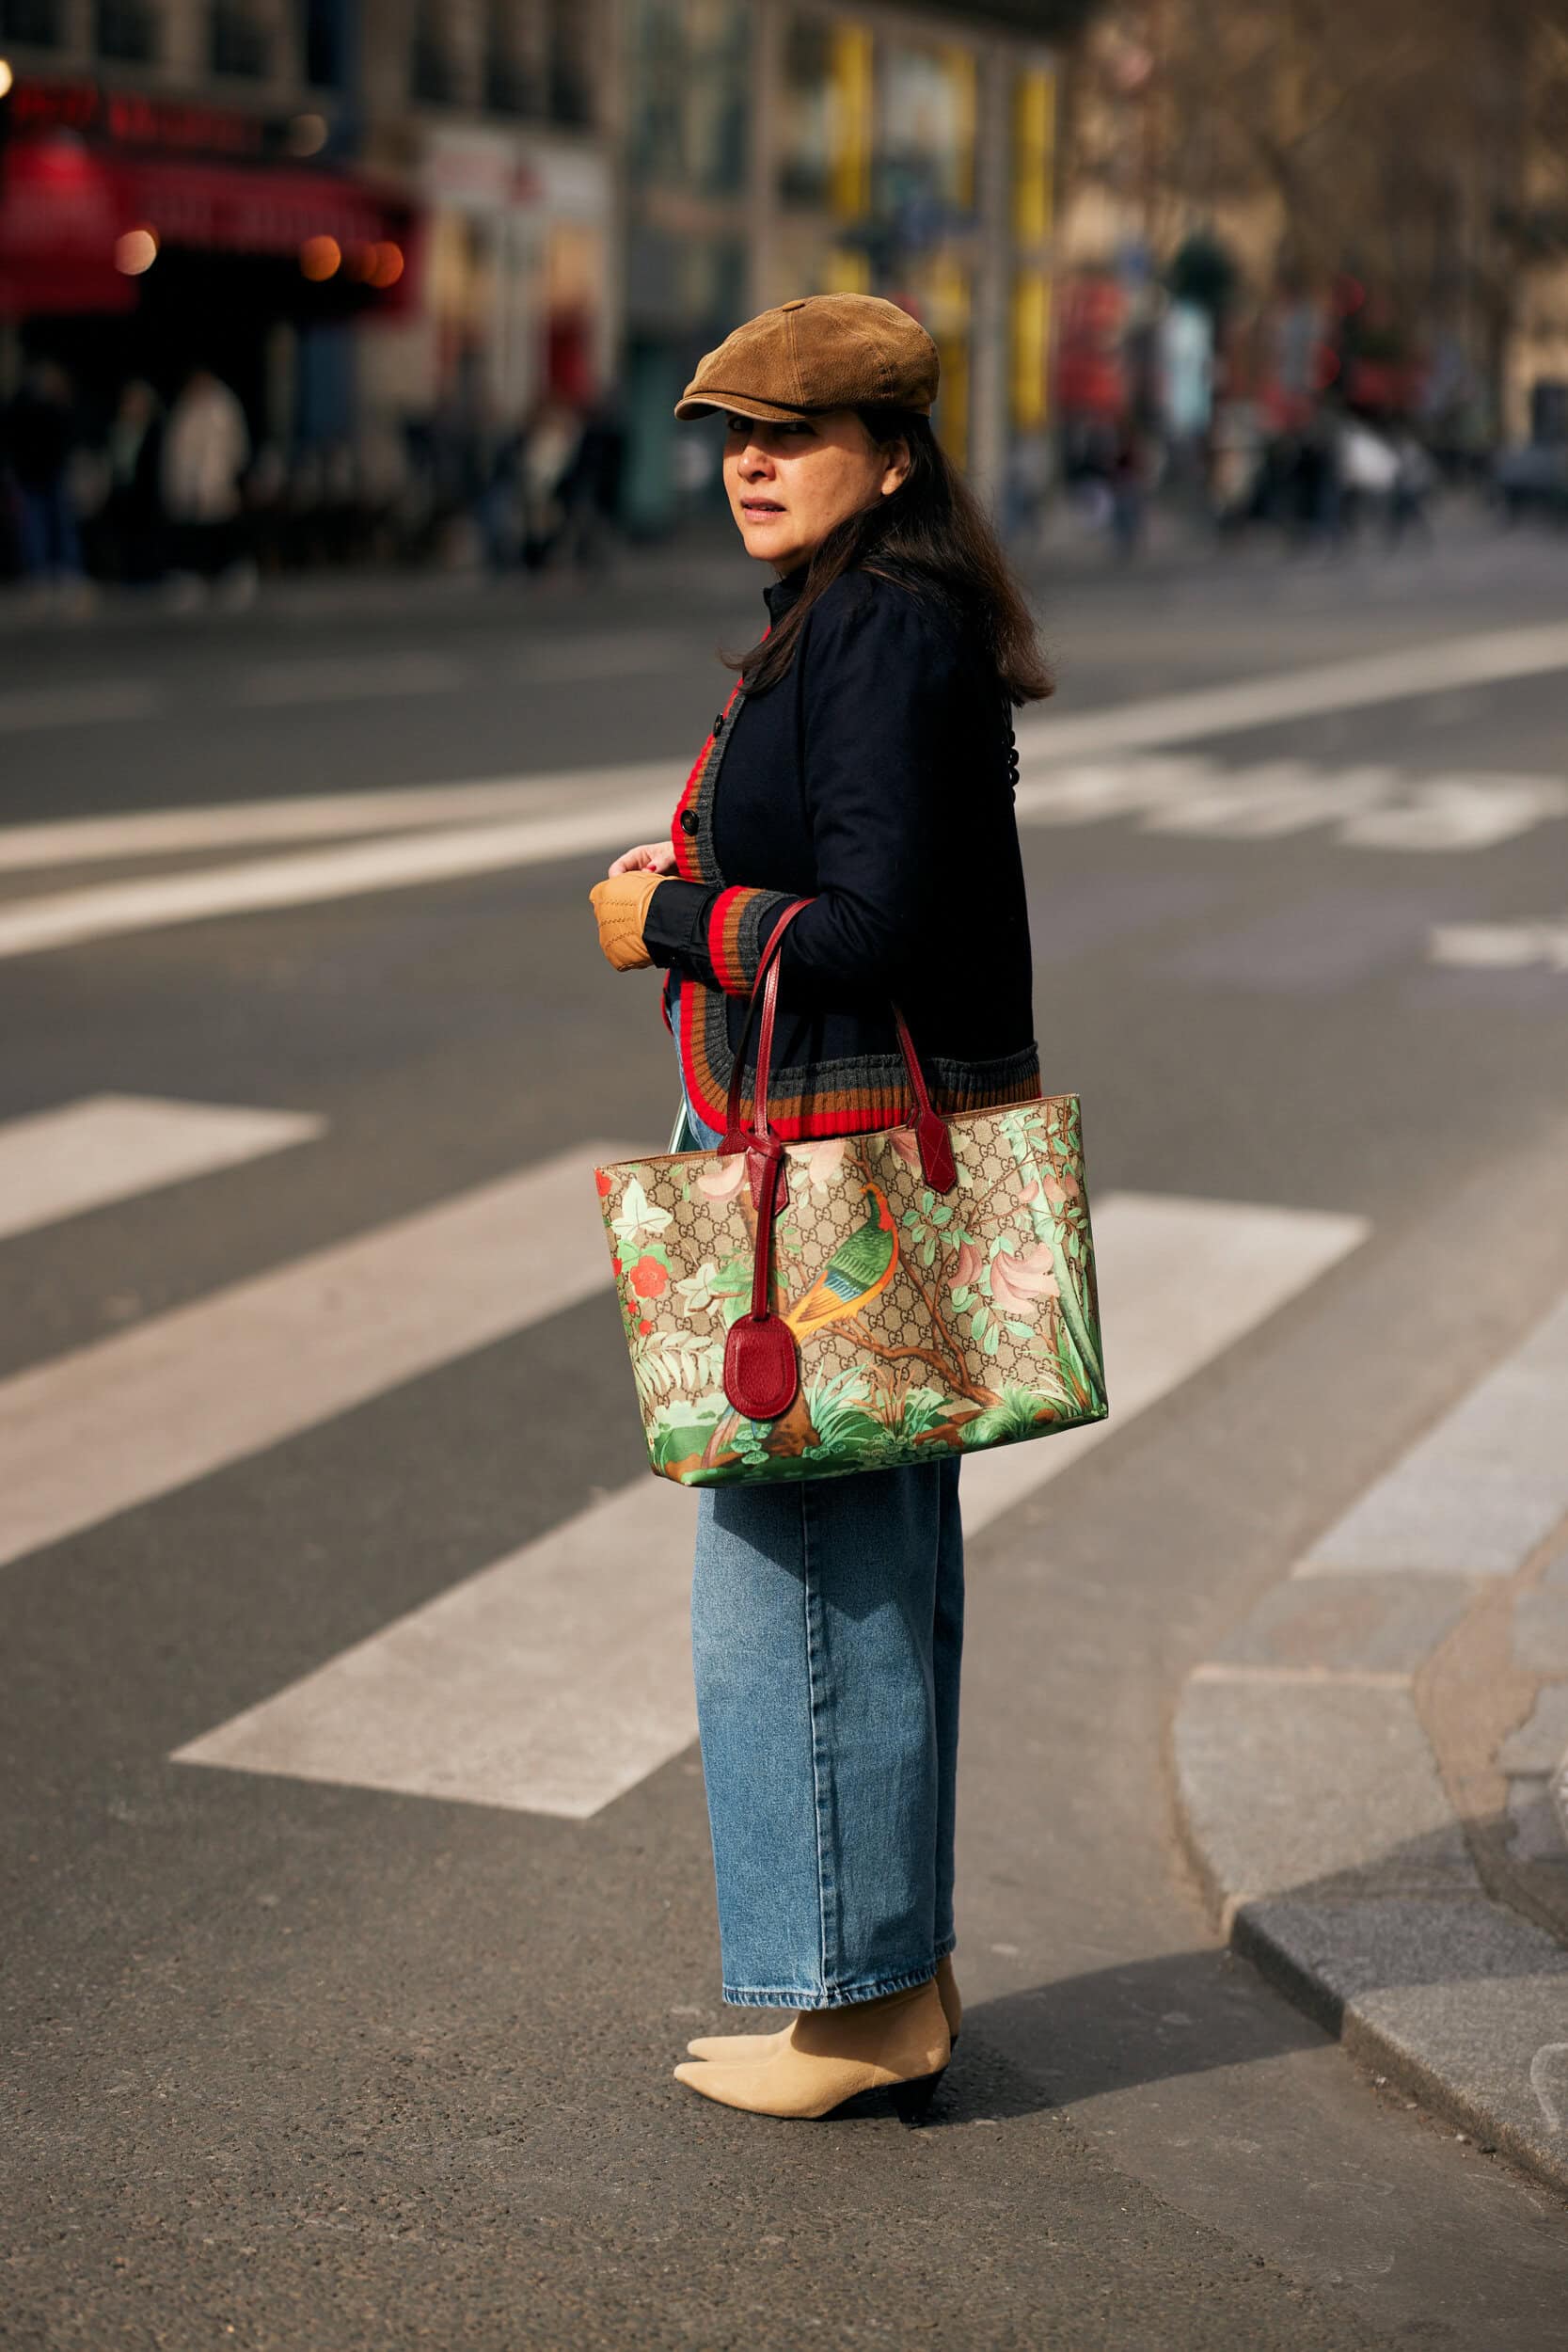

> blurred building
[355,0,615,433]
[0,3,418,444]
[617,0,1085,535]
[0,0,1090,542]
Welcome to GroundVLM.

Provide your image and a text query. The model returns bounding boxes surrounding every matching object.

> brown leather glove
[590,871,665,972]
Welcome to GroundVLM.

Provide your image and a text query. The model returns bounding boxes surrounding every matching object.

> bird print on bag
[784,1183,899,1340]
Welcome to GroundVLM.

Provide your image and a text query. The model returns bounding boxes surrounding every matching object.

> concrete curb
[1173,1291,1568,2201]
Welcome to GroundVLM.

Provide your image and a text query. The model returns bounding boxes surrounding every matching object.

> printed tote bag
[595,903,1108,1489]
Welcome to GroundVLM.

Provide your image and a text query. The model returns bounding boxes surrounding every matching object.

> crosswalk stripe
[0,799,673,961]
[173,1190,1370,1820]
[0,680,163,735]
[1017,756,1568,852]
[1011,618,1568,762]
[0,1094,325,1244]
[5,753,1561,965]
[0,764,669,874]
[0,1142,629,1574]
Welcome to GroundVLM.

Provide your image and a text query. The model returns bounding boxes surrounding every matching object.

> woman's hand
[590,870,666,972]
[608,840,677,877]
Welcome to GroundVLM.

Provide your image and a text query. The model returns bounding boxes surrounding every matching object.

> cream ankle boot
[686,1951,961,2064]
[673,1975,949,2119]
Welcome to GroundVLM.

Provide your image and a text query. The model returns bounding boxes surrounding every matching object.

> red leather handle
[713,902,958,1423]
[721,905,956,1194]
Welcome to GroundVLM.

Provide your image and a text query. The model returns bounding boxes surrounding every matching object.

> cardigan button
[679,808,699,834]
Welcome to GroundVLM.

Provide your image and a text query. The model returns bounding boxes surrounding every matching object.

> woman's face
[722,408,911,574]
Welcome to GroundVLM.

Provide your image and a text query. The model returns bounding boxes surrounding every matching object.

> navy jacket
[643,561,1039,1140]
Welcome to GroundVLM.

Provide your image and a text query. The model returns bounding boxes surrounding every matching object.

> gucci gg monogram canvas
[595,1098,1107,1488]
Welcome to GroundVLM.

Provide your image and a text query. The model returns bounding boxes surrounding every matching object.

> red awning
[107,155,406,260]
[0,135,133,314]
[0,135,419,316]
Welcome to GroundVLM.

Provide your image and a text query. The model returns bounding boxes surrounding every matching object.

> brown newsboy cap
[674,294,939,424]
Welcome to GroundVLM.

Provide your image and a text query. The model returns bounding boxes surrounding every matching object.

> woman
[589,294,1052,2119]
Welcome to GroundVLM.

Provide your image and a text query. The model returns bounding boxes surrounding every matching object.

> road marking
[1012,618,1568,762]
[0,680,163,734]
[4,754,1561,963]
[235,652,467,706]
[0,1094,324,1244]
[1429,918,1568,972]
[0,764,669,874]
[0,1141,629,1573]
[1017,757,1568,853]
[175,1190,1369,1820]
[1296,1283,1568,1580]
[0,797,673,961]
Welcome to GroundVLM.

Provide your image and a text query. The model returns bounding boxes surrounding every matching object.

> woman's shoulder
[802,564,976,674]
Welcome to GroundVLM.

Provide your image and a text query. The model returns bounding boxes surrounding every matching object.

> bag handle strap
[721,903,956,1193]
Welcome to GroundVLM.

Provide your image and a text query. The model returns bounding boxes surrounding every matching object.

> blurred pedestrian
[3,360,87,600]
[1337,414,1400,541]
[554,390,627,574]
[1387,426,1437,548]
[102,379,166,584]
[519,396,585,571]
[160,367,254,606]
[1108,422,1150,562]
[590,293,1054,2122]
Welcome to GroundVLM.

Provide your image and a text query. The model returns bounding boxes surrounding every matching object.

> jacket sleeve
[641,579,964,1003]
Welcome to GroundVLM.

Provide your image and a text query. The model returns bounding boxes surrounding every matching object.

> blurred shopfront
[358,119,611,434]
[0,72,418,443]
[619,0,1062,537]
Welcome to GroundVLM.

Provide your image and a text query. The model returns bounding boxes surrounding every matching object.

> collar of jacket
[763,560,809,621]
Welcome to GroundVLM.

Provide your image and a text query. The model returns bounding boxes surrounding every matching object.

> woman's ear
[879,436,912,497]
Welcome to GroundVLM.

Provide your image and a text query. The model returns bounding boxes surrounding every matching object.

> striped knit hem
[676,975,1040,1141]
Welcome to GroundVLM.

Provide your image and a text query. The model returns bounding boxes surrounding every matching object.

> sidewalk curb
[1172,1296,1568,2204]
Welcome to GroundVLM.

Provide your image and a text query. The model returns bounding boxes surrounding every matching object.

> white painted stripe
[958,1192,1370,1536]
[0,1141,629,1573]
[0,797,673,961]
[0,1094,325,1244]
[1297,1285,1568,1580]
[0,764,668,873]
[1012,619,1568,763]
[235,653,467,706]
[0,680,163,735]
[1016,757,1568,853]
[1428,919,1568,972]
[175,1190,1370,1820]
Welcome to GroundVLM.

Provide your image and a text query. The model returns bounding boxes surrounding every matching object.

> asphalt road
[4,522,1568,2350]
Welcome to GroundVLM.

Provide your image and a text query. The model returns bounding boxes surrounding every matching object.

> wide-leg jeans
[672,1069,964,2009]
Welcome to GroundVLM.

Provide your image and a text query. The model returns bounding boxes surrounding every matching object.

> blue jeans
[672,1006,964,2009]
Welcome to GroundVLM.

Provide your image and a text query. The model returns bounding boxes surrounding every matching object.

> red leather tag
[723,1313,800,1420]
[917,1108,958,1194]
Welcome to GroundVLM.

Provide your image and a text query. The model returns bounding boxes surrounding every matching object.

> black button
[713,713,725,733]
[680,808,699,835]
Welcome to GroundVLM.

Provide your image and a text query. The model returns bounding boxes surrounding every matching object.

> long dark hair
[724,405,1053,707]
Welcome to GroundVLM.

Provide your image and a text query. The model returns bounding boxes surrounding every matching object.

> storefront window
[1,0,63,42]
[300,0,348,91]
[876,40,975,227]
[95,0,158,60]
[411,0,459,105]
[780,12,871,221]
[210,2,272,79]
[627,0,749,199]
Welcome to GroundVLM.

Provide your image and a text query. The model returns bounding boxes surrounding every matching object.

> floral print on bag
[596,1098,1108,1487]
